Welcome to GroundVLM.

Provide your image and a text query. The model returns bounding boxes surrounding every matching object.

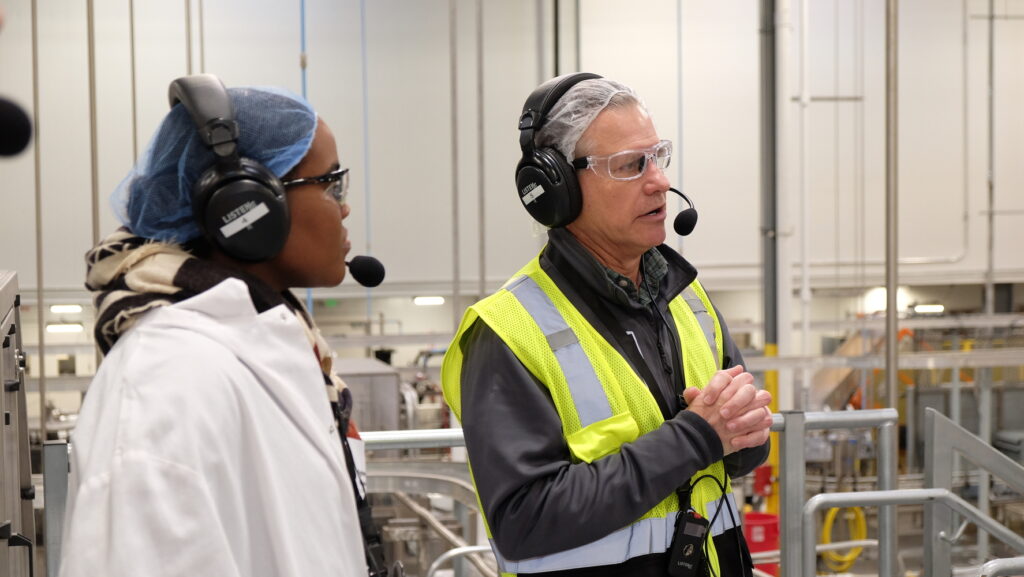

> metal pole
[184,0,192,74]
[129,0,139,161]
[884,0,899,411]
[878,420,898,576]
[760,0,778,364]
[950,334,961,474]
[979,1,996,560]
[906,383,915,472]
[476,0,486,299]
[87,0,99,247]
[362,428,467,450]
[198,0,206,72]
[978,367,992,562]
[779,411,805,576]
[983,0,995,317]
[449,0,461,331]
[924,409,954,576]
[775,0,795,411]
[798,0,812,409]
[760,0,782,514]
[31,0,47,451]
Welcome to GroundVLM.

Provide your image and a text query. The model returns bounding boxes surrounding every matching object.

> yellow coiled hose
[820,506,867,572]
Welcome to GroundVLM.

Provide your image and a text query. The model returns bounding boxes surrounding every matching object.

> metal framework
[802,489,1024,577]
[42,408,1024,576]
[924,408,1024,575]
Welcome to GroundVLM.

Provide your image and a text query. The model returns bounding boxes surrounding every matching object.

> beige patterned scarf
[85,227,351,417]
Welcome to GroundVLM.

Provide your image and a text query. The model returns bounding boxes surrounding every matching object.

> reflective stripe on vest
[507,278,718,413]
[682,286,719,368]
[506,275,613,427]
[491,512,679,575]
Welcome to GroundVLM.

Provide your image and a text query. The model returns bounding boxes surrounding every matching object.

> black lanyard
[332,389,393,577]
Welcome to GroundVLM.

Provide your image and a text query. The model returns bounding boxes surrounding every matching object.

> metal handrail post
[925,409,954,576]
[779,411,806,577]
[878,419,898,576]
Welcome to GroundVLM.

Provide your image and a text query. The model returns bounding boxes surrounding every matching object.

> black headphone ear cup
[515,147,581,228]
[193,158,290,262]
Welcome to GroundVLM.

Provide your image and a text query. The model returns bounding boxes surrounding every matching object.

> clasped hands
[682,365,772,456]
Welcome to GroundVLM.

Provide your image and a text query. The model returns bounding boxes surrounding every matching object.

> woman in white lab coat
[60,77,369,577]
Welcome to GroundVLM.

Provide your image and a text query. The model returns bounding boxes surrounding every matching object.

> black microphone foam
[669,187,698,236]
[0,98,32,157]
[346,255,385,287]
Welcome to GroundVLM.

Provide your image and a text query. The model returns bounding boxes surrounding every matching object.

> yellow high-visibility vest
[442,256,738,576]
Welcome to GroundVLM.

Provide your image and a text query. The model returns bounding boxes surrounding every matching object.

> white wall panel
[36,0,92,290]
[0,0,38,284]
[675,1,760,271]
[2,0,1024,301]
[201,0,302,90]
[94,0,136,238]
[991,16,1024,271]
[131,2,188,164]
[478,0,548,287]
[363,0,453,285]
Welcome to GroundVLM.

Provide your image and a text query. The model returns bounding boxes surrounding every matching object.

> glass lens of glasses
[606,141,672,180]
[608,151,647,179]
[330,170,349,204]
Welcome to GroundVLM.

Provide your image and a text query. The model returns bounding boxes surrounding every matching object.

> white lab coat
[59,278,366,577]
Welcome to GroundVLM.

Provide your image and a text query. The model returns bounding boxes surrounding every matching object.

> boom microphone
[669,187,698,236]
[0,97,31,157]
[346,255,385,287]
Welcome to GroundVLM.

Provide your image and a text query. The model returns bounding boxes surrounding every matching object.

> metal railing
[43,408,1022,577]
[364,409,901,577]
[977,556,1024,577]
[802,489,1024,577]
[924,408,1024,576]
[772,408,899,576]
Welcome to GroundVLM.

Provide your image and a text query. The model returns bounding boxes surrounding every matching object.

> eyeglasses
[282,167,350,205]
[571,139,672,181]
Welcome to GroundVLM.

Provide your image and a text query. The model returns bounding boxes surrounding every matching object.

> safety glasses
[571,139,672,181]
[282,167,350,206]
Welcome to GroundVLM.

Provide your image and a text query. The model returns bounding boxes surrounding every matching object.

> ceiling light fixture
[413,296,445,306]
[46,323,84,334]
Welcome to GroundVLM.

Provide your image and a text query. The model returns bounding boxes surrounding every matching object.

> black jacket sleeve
[459,320,725,560]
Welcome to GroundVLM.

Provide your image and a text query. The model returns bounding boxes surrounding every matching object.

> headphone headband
[168,74,240,161]
[517,72,602,154]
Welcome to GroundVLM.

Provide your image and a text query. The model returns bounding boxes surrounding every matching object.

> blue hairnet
[112,86,317,243]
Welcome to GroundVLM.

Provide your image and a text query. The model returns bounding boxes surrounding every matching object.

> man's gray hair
[535,77,647,162]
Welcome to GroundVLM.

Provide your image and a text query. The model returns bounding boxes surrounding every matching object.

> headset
[168,74,290,262]
[515,72,602,228]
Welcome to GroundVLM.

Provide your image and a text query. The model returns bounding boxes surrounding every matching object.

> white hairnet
[112,86,317,244]
[535,77,646,162]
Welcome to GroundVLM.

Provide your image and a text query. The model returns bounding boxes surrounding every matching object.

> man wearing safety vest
[442,74,773,577]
